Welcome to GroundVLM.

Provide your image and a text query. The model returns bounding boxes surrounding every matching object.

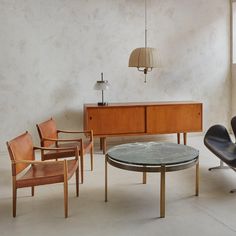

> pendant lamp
[128,0,160,83]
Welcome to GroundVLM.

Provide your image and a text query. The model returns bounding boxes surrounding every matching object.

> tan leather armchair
[6,132,79,218]
[36,118,94,183]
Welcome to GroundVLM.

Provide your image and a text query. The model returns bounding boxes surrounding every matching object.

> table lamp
[94,72,110,106]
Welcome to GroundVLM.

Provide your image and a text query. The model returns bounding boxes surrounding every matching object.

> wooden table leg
[183,133,187,145]
[160,165,166,218]
[177,133,180,144]
[105,155,108,202]
[195,160,199,196]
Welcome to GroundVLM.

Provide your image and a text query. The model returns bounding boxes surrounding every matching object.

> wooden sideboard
[83,101,203,153]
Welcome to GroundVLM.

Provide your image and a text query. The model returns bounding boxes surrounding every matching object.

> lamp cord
[145,0,147,49]
[144,0,147,83]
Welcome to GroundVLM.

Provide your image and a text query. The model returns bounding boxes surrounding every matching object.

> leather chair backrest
[231,116,236,142]
[7,132,35,175]
[37,118,58,147]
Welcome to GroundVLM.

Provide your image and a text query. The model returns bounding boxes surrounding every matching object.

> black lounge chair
[204,117,236,193]
[232,116,236,138]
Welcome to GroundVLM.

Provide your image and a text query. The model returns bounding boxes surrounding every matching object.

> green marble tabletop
[107,142,199,166]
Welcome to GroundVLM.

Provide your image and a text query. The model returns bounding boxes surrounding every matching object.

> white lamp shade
[128,47,160,69]
[94,81,110,91]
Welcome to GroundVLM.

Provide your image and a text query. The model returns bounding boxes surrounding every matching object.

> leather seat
[17,159,78,188]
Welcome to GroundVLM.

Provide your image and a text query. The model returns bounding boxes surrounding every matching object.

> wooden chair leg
[76,167,79,197]
[13,178,17,217]
[90,145,94,171]
[80,154,84,184]
[79,141,84,184]
[31,186,34,196]
[64,160,68,218]
[75,147,79,197]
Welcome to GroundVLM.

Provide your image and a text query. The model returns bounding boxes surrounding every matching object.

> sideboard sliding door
[146,104,202,134]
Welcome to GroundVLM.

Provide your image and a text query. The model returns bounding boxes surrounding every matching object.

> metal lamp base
[97,102,108,106]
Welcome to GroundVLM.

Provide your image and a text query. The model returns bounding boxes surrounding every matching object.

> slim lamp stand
[95,72,110,106]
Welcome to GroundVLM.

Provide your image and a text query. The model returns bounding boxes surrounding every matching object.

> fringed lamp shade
[128,47,159,74]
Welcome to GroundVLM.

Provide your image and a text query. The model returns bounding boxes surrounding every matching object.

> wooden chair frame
[36,118,94,184]
[7,132,80,218]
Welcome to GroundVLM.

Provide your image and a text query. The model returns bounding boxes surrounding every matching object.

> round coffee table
[105,142,199,218]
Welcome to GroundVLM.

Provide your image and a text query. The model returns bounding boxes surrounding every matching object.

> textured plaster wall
[0,0,231,151]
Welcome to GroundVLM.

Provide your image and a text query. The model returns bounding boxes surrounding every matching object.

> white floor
[1,135,236,236]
